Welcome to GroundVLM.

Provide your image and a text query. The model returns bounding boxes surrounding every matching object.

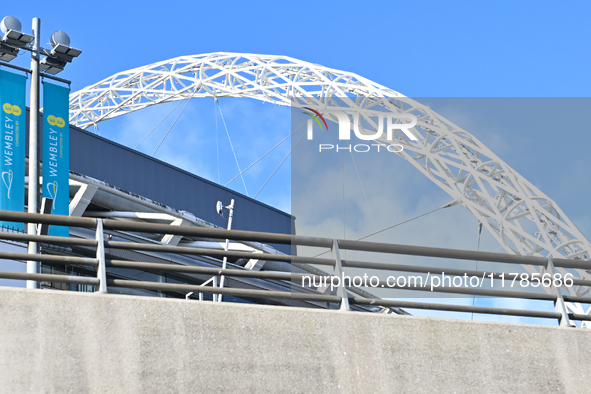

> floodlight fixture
[39,56,66,75]
[0,16,34,62]
[0,43,19,62]
[39,30,81,74]
[0,16,21,34]
[48,43,82,61]
[49,30,70,47]
[48,30,81,61]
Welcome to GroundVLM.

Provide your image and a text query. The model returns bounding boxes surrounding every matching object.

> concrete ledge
[0,287,590,393]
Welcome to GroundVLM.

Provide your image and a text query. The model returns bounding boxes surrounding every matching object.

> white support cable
[225,121,306,187]
[134,100,184,150]
[152,92,195,156]
[313,200,460,258]
[356,202,456,242]
[217,102,249,196]
[349,150,377,233]
[253,128,307,199]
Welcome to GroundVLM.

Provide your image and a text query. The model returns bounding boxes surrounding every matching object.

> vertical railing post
[95,219,107,293]
[547,256,573,327]
[217,199,235,302]
[331,239,350,311]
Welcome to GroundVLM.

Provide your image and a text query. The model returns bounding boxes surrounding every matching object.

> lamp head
[0,16,22,35]
[50,30,70,48]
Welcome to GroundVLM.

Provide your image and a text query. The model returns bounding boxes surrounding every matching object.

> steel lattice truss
[69,52,591,322]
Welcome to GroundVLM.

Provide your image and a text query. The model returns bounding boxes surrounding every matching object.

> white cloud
[93,96,589,327]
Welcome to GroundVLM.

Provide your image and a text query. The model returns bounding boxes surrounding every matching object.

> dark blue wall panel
[69,126,293,253]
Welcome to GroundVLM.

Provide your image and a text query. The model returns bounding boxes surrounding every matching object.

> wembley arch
[68,52,591,322]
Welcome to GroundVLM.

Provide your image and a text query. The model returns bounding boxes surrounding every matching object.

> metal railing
[0,210,590,327]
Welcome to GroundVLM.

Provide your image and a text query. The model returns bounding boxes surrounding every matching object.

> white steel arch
[69,52,591,322]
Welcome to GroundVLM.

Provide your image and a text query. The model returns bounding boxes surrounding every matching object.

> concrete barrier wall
[0,287,590,393]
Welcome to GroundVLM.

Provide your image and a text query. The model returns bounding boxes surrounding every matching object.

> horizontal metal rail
[0,231,98,247]
[344,259,533,280]
[1,210,590,326]
[564,295,591,304]
[359,281,558,301]
[104,241,335,266]
[0,211,98,228]
[107,279,341,303]
[107,260,327,282]
[568,313,591,322]
[0,210,582,269]
[110,279,567,320]
[338,239,552,266]
[103,279,574,320]
[0,270,99,285]
[571,278,591,287]
[0,251,98,266]
[350,298,563,320]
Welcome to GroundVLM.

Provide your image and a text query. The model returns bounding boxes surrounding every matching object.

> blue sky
[2,1,591,323]
[2,0,590,96]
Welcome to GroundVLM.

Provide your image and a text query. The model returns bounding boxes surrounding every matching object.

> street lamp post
[27,18,41,288]
[0,16,81,288]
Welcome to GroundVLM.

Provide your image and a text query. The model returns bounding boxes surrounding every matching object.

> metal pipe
[563,295,591,304]
[0,270,99,285]
[332,240,349,311]
[362,281,557,301]
[38,72,71,85]
[107,260,328,282]
[104,240,335,266]
[552,259,591,270]
[0,210,97,227]
[107,278,341,303]
[571,278,591,287]
[350,298,562,320]
[0,231,97,247]
[95,219,107,293]
[337,239,549,267]
[26,17,41,289]
[0,61,32,74]
[0,251,98,266]
[343,259,512,279]
[568,313,591,322]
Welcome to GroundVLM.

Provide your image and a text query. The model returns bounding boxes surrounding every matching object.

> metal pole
[95,219,107,293]
[332,240,350,311]
[218,199,234,302]
[547,256,575,327]
[26,17,40,289]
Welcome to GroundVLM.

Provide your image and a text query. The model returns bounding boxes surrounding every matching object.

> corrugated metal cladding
[69,125,294,253]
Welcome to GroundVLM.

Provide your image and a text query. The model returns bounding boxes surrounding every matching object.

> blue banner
[0,70,26,232]
[43,82,70,237]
